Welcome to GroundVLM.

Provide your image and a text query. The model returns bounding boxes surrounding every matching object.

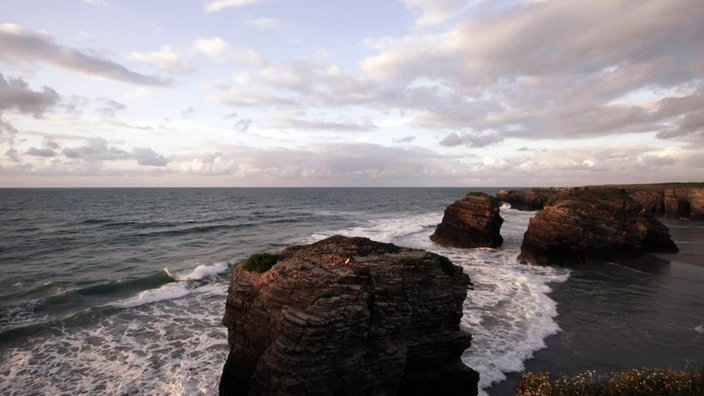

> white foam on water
[695,324,704,334]
[170,261,228,281]
[114,283,191,309]
[0,282,230,395]
[310,208,570,395]
[113,262,229,309]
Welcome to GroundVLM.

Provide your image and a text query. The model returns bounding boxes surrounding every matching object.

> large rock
[430,192,504,248]
[496,188,568,211]
[220,235,479,396]
[518,188,678,266]
[664,187,704,219]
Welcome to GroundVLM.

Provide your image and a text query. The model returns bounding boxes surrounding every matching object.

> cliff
[220,235,479,396]
[430,192,504,248]
[518,189,679,266]
[498,183,704,220]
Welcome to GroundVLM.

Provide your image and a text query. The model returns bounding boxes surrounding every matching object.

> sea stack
[518,188,679,266]
[220,235,479,396]
[430,192,504,249]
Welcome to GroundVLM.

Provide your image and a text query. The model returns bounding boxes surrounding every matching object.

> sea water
[1,188,701,395]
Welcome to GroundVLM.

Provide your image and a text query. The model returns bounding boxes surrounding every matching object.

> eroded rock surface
[518,189,678,266]
[220,235,479,396]
[496,188,568,211]
[430,192,503,249]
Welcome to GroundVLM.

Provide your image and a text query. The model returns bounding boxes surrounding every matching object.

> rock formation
[220,235,479,396]
[430,192,504,248]
[664,186,704,219]
[498,183,704,220]
[496,188,568,211]
[518,188,679,266]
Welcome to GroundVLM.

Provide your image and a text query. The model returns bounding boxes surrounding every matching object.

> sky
[0,0,703,187]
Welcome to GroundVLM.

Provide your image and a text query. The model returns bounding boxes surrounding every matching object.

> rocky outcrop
[496,188,568,211]
[518,189,679,266]
[220,235,479,396]
[664,187,704,219]
[629,190,664,215]
[430,192,504,248]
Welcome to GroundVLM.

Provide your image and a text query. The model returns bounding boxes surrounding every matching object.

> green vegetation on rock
[241,253,280,273]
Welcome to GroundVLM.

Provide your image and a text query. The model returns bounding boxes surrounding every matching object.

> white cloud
[82,0,109,6]
[247,17,279,29]
[205,0,276,12]
[401,0,480,27]
[128,46,192,76]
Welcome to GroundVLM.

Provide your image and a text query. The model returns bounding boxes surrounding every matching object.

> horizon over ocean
[1,187,702,395]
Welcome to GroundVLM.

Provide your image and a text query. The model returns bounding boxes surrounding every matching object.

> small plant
[352,266,370,276]
[517,368,704,396]
[400,257,423,267]
[241,253,279,273]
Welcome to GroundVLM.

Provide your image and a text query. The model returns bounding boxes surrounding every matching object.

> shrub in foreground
[517,368,704,396]
[241,253,279,273]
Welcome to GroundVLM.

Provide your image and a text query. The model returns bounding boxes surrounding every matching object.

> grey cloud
[278,117,377,132]
[0,73,60,143]
[96,98,126,118]
[234,118,252,132]
[393,135,416,144]
[0,24,169,86]
[43,136,61,149]
[26,147,58,157]
[182,106,195,118]
[0,73,60,115]
[133,147,170,167]
[5,147,19,162]
[61,137,131,161]
[440,131,503,147]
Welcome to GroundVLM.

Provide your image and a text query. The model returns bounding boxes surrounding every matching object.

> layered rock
[430,192,504,248]
[498,183,704,220]
[496,188,568,211]
[664,186,704,219]
[518,188,679,266]
[220,235,479,396]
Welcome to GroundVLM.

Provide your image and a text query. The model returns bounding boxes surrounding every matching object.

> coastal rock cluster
[430,192,503,248]
[517,189,679,266]
[220,235,479,396]
[498,183,704,220]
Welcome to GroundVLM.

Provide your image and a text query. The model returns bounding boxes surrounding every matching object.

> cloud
[0,73,60,143]
[246,17,279,29]
[128,46,192,75]
[0,24,169,86]
[62,137,131,161]
[133,147,170,166]
[205,0,276,12]
[234,118,252,132]
[25,147,58,157]
[276,117,378,132]
[95,98,126,118]
[439,131,504,147]
[82,0,109,6]
[5,147,19,162]
[393,135,416,144]
[194,37,264,66]
[401,0,479,26]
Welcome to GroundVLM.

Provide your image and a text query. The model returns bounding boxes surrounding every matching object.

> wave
[114,262,229,309]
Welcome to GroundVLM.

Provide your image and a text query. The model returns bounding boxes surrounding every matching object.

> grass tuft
[241,253,280,273]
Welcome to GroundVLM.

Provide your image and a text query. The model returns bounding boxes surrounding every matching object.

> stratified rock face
[496,188,568,211]
[518,189,679,266]
[430,192,504,248]
[630,191,665,216]
[664,187,704,220]
[220,235,479,396]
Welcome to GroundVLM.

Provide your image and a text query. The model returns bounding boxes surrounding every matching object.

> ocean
[0,188,702,396]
